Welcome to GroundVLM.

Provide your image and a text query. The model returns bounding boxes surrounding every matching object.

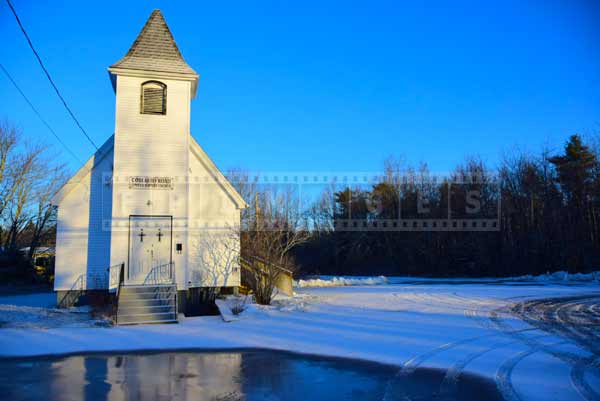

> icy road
[0,278,599,401]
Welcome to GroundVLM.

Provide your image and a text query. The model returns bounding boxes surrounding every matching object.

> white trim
[189,135,248,209]
[51,135,114,205]
[108,67,199,98]
[108,67,198,81]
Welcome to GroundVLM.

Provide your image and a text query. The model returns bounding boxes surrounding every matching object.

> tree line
[233,133,600,278]
[290,134,600,277]
[2,118,598,284]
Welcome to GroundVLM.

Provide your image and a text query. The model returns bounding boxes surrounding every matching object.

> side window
[141,81,166,115]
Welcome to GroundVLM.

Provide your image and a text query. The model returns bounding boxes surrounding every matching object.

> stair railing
[142,261,177,318]
[106,263,125,324]
[57,274,86,308]
[108,262,125,296]
[143,261,176,285]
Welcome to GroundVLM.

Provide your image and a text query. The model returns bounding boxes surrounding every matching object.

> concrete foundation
[56,286,236,316]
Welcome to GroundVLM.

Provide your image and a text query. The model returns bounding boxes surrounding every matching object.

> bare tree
[308,184,336,233]
[242,185,310,304]
[0,122,20,221]
[26,164,66,261]
[2,143,48,252]
[227,168,258,230]
[0,122,66,284]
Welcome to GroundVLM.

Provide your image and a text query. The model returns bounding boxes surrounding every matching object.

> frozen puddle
[0,350,503,401]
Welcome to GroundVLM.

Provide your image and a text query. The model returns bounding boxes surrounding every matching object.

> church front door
[127,216,172,285]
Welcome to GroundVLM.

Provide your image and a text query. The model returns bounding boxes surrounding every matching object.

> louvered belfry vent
[141,81,167,115]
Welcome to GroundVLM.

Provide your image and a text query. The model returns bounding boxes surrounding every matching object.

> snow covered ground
[0,278,599,401]
[0,292,108,329]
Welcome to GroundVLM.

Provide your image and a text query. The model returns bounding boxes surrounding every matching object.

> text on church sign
[129,176,174,190]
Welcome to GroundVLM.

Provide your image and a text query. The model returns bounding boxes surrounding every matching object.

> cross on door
[138,229,145,242]
[156,228,163,242]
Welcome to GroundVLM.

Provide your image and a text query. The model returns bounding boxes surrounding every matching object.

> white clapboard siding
[54,140,114,291]
[187,143,242,287]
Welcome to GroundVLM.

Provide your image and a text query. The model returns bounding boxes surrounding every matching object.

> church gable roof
[51,135,114,205]
[189,136,248,209]
[52,135,247,210]
[110,9,197,77]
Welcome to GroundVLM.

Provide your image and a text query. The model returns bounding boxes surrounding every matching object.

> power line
[0,63,84,164]
[5,0,99,151]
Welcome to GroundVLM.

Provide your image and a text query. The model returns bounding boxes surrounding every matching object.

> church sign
[129,176,174,190]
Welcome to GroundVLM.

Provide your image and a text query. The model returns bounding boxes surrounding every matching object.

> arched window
[140,81,167,115]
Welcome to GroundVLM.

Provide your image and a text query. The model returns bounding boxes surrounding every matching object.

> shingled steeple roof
[110,9,197,76]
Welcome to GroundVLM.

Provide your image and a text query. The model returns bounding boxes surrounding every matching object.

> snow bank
[515,270,600,283]
[295,270,600,288]
[295,275,389,288]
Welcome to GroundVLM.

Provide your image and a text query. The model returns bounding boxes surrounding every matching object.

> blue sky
[1,0,599,175]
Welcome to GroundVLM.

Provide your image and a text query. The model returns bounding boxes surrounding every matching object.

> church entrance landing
[127,215,173,285]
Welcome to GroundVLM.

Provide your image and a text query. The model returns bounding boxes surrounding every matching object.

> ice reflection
[0,350,502,401]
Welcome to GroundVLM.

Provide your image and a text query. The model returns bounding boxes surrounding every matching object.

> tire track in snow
[500,295,600,401]
[399,328,539,375]
[437,333,550,400]
[489,303,582,362]
[391,291,497,331]
[511,295,600,356]
[571,356,600,401]
[464,305,498,330]
[386,293,549,401]
[465,293,556,331]
[495,341,569,401]
[382,328,538,401]
[388,291,600,401]
[555,298,600,354]
[392,291,502,331]
[490,300,590,400]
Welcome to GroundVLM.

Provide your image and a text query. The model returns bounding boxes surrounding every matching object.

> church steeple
[108,9,198,96]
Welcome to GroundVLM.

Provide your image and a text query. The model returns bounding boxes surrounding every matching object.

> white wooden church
[52,10,247,323]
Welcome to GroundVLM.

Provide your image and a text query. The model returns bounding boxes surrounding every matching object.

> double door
[128,216,172,284]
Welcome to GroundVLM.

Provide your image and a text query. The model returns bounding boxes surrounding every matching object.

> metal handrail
[108,263,125,295]
[57,274,86,308]
[143,261,176,285]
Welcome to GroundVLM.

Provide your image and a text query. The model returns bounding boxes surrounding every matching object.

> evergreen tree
[548,134,597,208]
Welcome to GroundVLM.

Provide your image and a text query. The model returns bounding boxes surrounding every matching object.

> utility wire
[0,63,84,164]
[6,0,99,151]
